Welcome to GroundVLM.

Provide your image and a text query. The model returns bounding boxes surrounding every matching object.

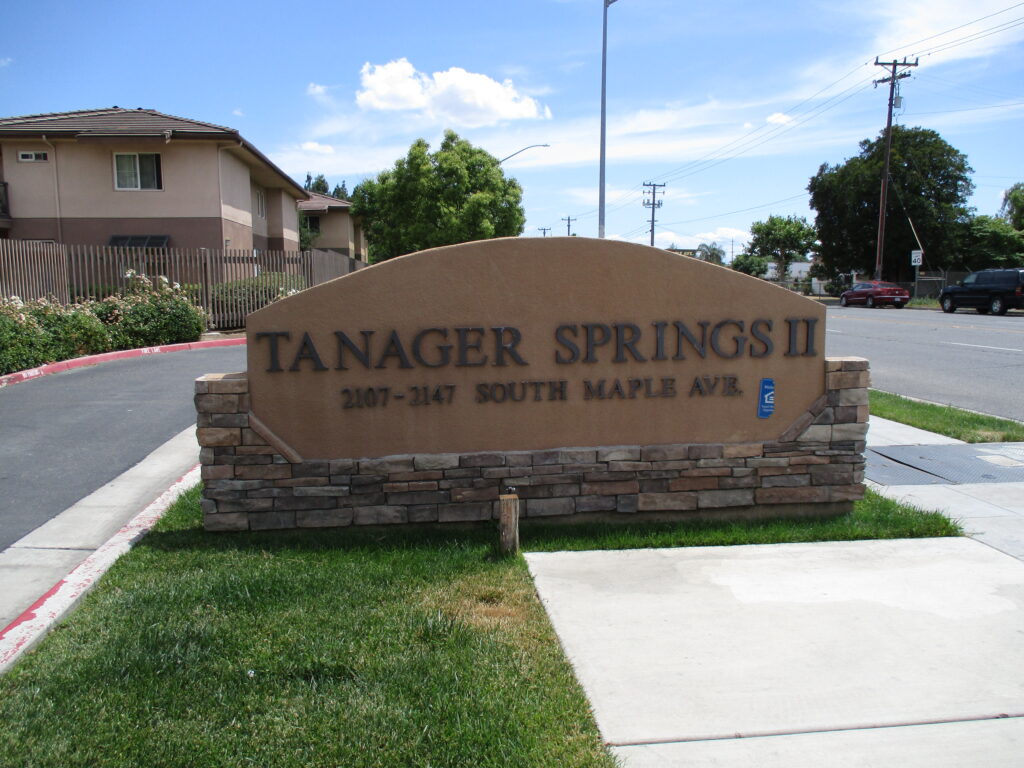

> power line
[658,193,809,228]
[905,100,1024,116]
[554,5,1023,237]
[912,17,1024,58]
[875,2,1024,57]
[561,216,577,236]
[537,227,551,237]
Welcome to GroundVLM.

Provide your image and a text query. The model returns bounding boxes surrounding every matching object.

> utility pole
[642,182,664,247]
[599,0,620,239]
[561,216,577,236]
[537,227,551,237]
[873,56,917,280]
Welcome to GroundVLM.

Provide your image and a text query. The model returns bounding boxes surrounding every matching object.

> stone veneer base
[195,358,869,532]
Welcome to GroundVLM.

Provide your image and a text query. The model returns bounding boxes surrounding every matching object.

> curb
[0,337,246,389]
[0,465,202,674]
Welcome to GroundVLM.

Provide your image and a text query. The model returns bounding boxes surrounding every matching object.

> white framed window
[255,189,266,218]
[18,151,48,162]
[114,153,162,190]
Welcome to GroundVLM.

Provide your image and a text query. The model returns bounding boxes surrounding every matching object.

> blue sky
[3,0,1022,255]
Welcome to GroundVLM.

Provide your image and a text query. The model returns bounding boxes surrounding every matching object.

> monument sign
[196,238,868,531]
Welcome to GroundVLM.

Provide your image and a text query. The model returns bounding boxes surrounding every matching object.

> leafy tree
[730,251,768,277]
[746,215,816,279]
[304,173,329,194]
[695,242,725,265]
[298,215,319,251]
[808,126,973,281]
[351,130,525,262]
[331,180,350,200]
[963,215,1024,269]
[999,182,1024,231]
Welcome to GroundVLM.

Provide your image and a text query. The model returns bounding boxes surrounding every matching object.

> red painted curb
[0,465,202,671]
[0,337,246,389]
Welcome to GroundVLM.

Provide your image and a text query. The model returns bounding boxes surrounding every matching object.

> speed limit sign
[911,250,923,266]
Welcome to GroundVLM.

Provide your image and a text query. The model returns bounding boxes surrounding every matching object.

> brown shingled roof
[0,107,237,137]
[298,190,352,212]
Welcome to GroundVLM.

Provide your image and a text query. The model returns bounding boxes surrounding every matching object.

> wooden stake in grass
[498,492,520,555]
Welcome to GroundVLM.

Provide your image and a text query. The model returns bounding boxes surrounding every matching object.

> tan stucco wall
[1,139,230,222]
[1,142,61,218]
[222,217,253,251]
[314,208,354,254]
[251,184,268,241]
[266,188,298,251]
[246,238,827,460]
[353,219,366,260]
[218,150,252,229]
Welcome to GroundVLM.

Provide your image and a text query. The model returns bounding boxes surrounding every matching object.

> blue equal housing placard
[757,378,775,419]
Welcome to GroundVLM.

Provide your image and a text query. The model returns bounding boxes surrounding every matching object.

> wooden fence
[0,240,365,329]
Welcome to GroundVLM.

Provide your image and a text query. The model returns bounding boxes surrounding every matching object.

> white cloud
[866,0,1024,64]
[637,227,752,252]
[232,108,244,117]
[307,82,328,96]
[356,58,551,128]
[766,112,793,125]
[270,141,411,179]
[0,57,11,68]
[301,141,335,155]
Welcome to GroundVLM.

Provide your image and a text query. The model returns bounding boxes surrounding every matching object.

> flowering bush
[0,298,50,375]
[27,298,112,361]
[1,272,206,376]
[92,271,206,349]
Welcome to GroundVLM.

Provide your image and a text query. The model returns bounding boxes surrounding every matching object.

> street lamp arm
[498,144,550,164]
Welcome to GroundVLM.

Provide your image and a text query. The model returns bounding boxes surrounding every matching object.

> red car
[839,281,910,308]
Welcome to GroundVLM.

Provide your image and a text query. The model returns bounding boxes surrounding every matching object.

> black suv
[939,268,1024,315]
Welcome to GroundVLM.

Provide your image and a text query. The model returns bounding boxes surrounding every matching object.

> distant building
[765,261,824,294]
[665,247,699,259]
[297,191,367,260]
[0,107,307,251]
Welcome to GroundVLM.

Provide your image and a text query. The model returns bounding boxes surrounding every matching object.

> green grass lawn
[870,389,1024,443]
[0,485,958,768]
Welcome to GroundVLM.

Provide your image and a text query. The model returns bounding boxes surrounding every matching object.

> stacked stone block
[196,357,869,532]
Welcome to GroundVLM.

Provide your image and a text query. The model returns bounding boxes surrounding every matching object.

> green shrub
[0,299,49,375]
[27,300,111,361]
[93,272,206,349]
[2,272,205,375]
[209,272,307,309]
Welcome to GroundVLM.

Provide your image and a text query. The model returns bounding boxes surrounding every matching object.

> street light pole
[498,144,550,164]
[599,0,619,239]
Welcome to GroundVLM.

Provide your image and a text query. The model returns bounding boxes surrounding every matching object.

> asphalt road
[3,307,1021,553]
[824,306,1024,422]
[0,346,246,551]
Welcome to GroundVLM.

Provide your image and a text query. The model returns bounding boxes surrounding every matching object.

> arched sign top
[246,237,825,460]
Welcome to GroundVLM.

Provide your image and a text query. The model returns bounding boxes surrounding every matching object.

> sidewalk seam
[607,712,1024,747]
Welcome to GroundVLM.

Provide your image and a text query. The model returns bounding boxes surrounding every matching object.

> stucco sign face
[245,238,825,460]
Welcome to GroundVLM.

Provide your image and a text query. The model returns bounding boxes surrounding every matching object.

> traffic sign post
[911,250,923,298]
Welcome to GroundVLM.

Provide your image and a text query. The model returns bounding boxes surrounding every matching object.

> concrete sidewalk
[866,415,1024,560]
[0,427,199,636]
[526,415,1024,767]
